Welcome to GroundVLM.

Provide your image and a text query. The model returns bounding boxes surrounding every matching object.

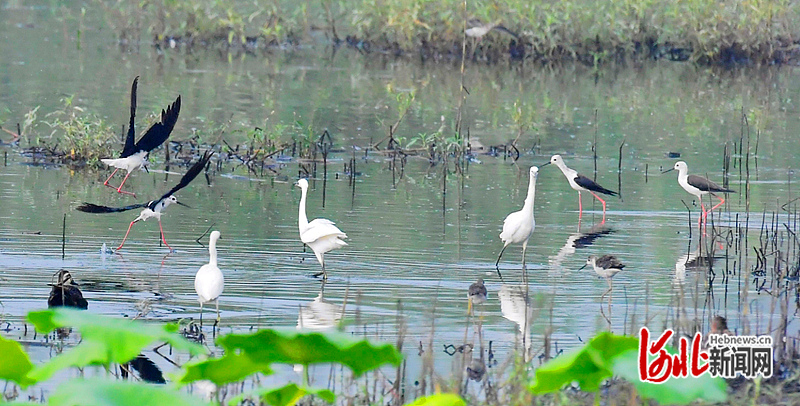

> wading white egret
[662,161,735,230]
[496,166,539,275]
[101,76,181,197]
[76,151,213,251]
[195,230,224,327]
[297,178,348,280]
[542,155,617,223]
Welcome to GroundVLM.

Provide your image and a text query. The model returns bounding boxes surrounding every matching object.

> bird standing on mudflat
[48,270,88,309]
[542,155,617,223]
[101,76,181,197]
[297,178,348,280]
[76,151,213,251]
[579,254,625,299]
[195,230,224,328]
[496,166,539,276]
[663,161,735,230]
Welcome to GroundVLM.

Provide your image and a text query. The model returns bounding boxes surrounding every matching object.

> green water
[1,0,799,398]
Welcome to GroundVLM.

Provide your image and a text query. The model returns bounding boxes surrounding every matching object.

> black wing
[128,354,166,384]
[151,150,213,208]
[120,77,139,158]
[596,254,625,270]
[76,202,148,214]
[574,174,618,196]
[124,95,181,157]
[687,174,735,193]
[469,282,487,298]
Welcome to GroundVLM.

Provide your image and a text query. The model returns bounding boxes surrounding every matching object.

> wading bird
[496,166,539,275]
[465,18,519,39]
[467,277,488,315]
[195,230,224,328]
[48,270,88,309]
[76,151,213,251]
[663,161,735,230]
[101,77,181,197]
[542,155,617,223]
[579,254,625,299]
[296,178,348,280]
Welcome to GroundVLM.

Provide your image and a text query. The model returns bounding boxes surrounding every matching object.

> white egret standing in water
[296,178,348,280]
[496,166,539,276]
[195,230,224,327]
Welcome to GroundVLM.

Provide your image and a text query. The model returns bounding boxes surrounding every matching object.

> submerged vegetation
[94,0,800,65]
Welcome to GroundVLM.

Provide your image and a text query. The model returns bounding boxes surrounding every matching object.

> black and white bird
[101,77,181,197]
[579,255,625,298]
[467,278,488,315]
[48,270,88,309]
[543,154,617,223]
[663,161,735,229]
[77,151,213,251]
[496,166,539,275]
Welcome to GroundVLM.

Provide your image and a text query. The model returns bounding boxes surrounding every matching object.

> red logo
[638,327,709,382]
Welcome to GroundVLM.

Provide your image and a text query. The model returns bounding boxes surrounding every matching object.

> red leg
[710,195,725,212]
[588,191,607,223]
[159,219,173,251]
[103,168,120,189]
[116,171,137,197]
[578,192,583,219]
[116,220,138,251]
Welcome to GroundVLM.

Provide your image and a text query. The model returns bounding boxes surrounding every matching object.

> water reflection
[297,284,344,331]
[548,224,614,271]
[498,283,533,362]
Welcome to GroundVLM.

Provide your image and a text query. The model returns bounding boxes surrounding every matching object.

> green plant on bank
[38,96,117,166]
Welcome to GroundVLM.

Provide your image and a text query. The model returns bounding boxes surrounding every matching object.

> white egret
[496,166,539,275]
[195,230,224,327]
[296,178,348,280]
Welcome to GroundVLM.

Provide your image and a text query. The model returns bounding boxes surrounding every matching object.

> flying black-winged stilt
[48,270,88,309]
[296,178,348,280]
[195,230,224,328]
[579,254,625,299]
[496,166,538,275]
[101,77,181,197]
[542,154,617,223]
[663,161,735,230]
[467,277,488,314]
[77,151,213,251]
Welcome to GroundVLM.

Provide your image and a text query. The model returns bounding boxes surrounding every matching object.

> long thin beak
[578,264,588,271]
[540,161,551,167]
[176,201,192,209]
[661,168,675,174]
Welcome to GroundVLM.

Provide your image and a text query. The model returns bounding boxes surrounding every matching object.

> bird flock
[62,77,737,329]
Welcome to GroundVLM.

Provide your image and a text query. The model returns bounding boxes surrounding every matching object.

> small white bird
[195,230,224,327]
[662,161,735,230]
[496,166,539,275]
[296,178,348,280]
[101,76,181,197]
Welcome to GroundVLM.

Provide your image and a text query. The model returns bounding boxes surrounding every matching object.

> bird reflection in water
[498,283,538,362]
[297,283,344,331]
[548,224,614,272]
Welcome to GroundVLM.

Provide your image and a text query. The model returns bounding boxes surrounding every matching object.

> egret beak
[540,161,551,167]
[176,201,192,209]
[661,168,675,174]
[578,263,588,271]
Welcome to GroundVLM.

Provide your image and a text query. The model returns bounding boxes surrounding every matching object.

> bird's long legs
[495,245,508,278]
[587,191,608,223]
[116,219,141,251]
[158,219,173,251]
[213,300,220,338]
[103,168,119,188]
[103,169,137,197]
[577,192,583,220]
[313,261,327,280]
[199,302,204,329]
[521,239,528,269]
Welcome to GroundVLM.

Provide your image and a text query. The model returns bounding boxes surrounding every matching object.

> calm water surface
[1,1,800,396]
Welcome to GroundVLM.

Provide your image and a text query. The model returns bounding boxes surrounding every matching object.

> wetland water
[2,2,800,399]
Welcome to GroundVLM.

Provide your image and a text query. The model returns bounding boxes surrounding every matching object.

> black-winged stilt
[76,151,213,251]
[467,277,488,314]
[48,270,88,309]
[296,178,348,280]
[101,77,181,197]
[579,254,625,298]
[496,166,538,275]
[662,161,735,230]
[195,230,224,328]
[542,154,617,223]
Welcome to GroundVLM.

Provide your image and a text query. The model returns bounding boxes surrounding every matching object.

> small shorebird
[296,178,348,280]
[77,151,213,251]
[496,166,539,276]
[101,76,181,197]
[195,230,224,328]
[465,18,519,39]
[663,161,735,230]
[543,155,617,223]
[467,278,488,314]
[48,270,88,309]
[579,254,625,298]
